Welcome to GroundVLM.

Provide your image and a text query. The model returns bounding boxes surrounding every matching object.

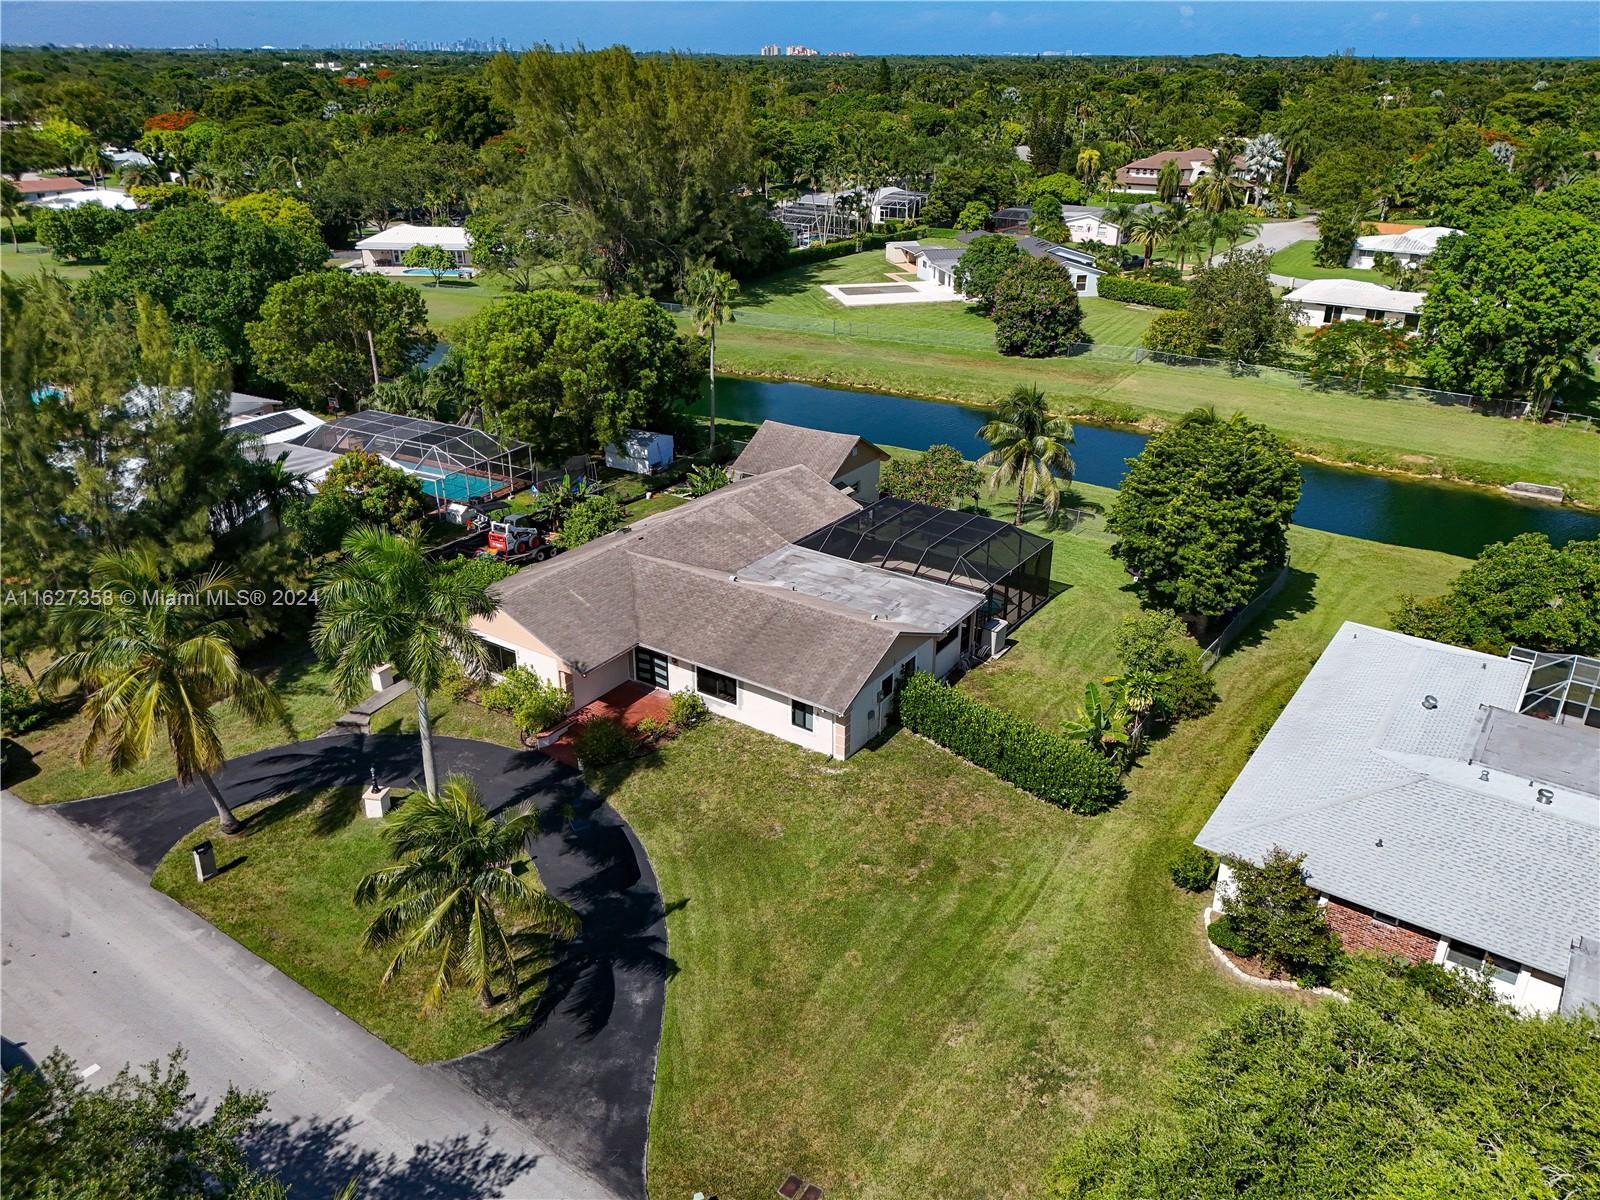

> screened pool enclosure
[798,498,1054,625]
[293,411,537,505]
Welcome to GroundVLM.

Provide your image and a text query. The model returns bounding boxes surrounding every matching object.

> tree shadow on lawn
[1218,566,1321,659]
[247,1113,540,1200]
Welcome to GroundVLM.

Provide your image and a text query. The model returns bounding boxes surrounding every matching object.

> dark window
[1325,305,1344,323]
[634,647,668,689]
[1445,942,1519,985]
[480,638,517,674]
[792,700,814,731]
[697,667,737,703]
[879,674,894,699]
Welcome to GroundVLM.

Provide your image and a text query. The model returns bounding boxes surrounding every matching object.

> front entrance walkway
[543,683,671,767]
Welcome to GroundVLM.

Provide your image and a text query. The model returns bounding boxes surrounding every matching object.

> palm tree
[978,385,1076,526]
[1,179,24,249]
[355,773,579,1010]
[678,261,739,452]
[254,453,310,527]
[313,527,498,799]
[269,152,305,190]
[1101,201,1138,248]
[1075,147,1101,186]
[1127,207,1166,268]
[1156,157,1182,203]
[70,136,104,186]
[40,548,289,834]
[1278,117,1313,192]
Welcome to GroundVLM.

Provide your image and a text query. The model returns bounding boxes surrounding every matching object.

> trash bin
[192,841,217,883]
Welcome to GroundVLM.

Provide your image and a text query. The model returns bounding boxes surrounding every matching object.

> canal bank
[696,378,1600,560]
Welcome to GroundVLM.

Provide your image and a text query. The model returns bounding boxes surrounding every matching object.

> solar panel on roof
[230,411,305,437]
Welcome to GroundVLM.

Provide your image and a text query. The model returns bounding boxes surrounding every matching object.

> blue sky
[4,1,1596,58]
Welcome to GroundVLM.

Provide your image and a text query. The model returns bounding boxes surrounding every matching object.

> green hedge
[898,672,1122,814]
[1098,276,1188,310]
[776,227,929,273]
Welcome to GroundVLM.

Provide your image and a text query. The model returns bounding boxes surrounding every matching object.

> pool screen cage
[293,410,537,507]
[1509,647,1600,728]
[797,498,1054,625]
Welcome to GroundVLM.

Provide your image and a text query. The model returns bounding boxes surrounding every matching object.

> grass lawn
[595,486,1467,1200]
[390,264,583,333]
[711,324,1600,507]
[370,687,522,748]
[152,787,520,1063]
[9,648,348,805]
[0,242,102,281]
[1268,239,1389,284]
[725,248,1154,351]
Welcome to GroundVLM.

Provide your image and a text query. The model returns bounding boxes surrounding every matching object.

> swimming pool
[401,267,473,278]
[410,467,503,502]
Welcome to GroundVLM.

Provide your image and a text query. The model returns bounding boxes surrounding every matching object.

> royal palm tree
[678,261,739,452]
[40,548,289,834]
[978,385,1076,526]
[313,527,498,799]
[355,773,579,1010]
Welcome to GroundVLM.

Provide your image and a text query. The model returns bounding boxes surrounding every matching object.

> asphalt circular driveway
[55,732,669,1200]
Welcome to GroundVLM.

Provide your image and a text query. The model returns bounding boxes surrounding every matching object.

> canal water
[700,378,1600,559]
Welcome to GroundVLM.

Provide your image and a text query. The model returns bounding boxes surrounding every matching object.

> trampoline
[798,497,1054,625]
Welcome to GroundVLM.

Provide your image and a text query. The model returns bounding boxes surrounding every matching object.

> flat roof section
[735,544,982,633]
[1470,706,1600,796]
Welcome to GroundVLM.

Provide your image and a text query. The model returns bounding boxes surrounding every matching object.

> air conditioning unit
[983,617,1009,659]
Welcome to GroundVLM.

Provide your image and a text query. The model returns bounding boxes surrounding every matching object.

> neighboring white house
[1347,225,1461,270]
[229,407,340,484]
[1284,279,1425,332]
[1197,622,1600,1016]
[868,186,927,224]
[729,419,889,503]
[1060,205,1128,246]
[952,231,1106,297]
[12,176,88,203]
[354,223,472,272]
[32,187,138,211]
[913,245,967,291]
[472,466,989,758]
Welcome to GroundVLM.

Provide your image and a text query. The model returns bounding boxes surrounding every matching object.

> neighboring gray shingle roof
[486,466,968,713]
[916,247,965,269]
[1196,622,1600,977]
[729,420,886,484]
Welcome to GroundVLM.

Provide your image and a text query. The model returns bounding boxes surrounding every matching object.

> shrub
[898,672,1122,813]
[554,494,626,549]
[1123,264,1183,286]
[1168,845,1219,891]
[636,716,670,740]
[684,463,729,497]
[1141,310,1206,357]
[32,204,136,262]
[991,256,1087,358]
[668,689,708,728]
[954,200,990,232]
[0,671,46,736]
[481,665,571,738]
[1205,913,1250,956]
[1098,276,1188,309]
[763,228,927,275]
[1113,610,1217,721]
[1221,847,1343,983]
[572,716,636,767]
[3,218,36,245]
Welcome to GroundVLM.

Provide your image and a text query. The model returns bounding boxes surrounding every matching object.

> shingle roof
[487,466,970,713]
[729,420,887,483]
[14,177,86,195]
[1196,623,1600,976]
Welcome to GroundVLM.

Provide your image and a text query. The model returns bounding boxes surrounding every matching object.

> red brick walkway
[542,681,671,767]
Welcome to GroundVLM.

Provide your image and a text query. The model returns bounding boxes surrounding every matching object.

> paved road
[1229,214,1320,285]
[2,788,616,1199]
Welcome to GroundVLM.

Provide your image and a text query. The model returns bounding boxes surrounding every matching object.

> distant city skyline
[3,1,1596,59]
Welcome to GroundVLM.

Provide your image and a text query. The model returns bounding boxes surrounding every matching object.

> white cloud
[1179,4,1195,16]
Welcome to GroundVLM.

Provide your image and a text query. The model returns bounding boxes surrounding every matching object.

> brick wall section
[1323,898,1439,963]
